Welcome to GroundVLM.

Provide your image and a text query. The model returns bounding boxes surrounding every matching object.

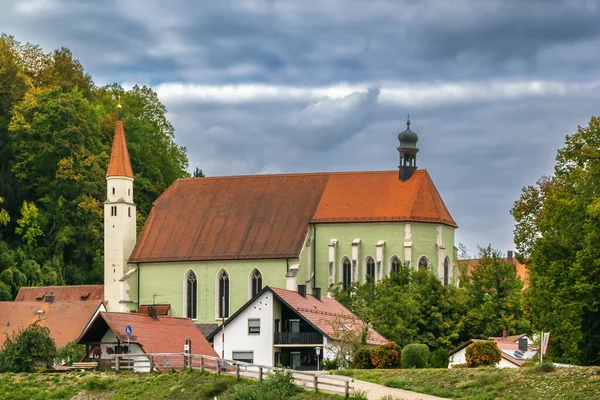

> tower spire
[397,116,419,182]
[106,100,134,178]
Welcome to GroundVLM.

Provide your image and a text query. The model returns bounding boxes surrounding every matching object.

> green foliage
[401,343,429,369]
[370,342,402,369]
[512,116,600,365]
[0,321,56,372]
[461,245,529,339]
[383,378,409,389]
[525,360,556,374]
[321,357,339,370]
[0,35,190,294]
[352,347,373,369]
[55,341,86,366]
[234,369,296,400]
[465,341,501,368]
[348,389,368,400]
[428,348,449,368]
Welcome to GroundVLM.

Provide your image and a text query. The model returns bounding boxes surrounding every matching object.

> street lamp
[315,347,321,371]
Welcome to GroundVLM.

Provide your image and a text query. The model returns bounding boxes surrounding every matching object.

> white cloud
[155,79,600,107]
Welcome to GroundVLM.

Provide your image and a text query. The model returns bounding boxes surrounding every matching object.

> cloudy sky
[2,0,600,255]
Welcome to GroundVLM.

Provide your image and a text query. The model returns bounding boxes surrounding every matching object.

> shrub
[0,321,56,372]
[429,348,449,368]
[401,344,429,369]
[235,368,296,400]
[525,360,556,374]
[321,357,339,370]
[56,341,86,366]
[465,341,501,368]
[349,389,368,400]
[370,342,402,369]
[353,347,373,369]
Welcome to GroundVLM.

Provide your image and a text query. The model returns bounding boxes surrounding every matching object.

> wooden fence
[110,353,353,397]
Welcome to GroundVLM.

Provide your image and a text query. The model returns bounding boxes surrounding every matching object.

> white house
[449,333,537,368]
[207,285,387,370]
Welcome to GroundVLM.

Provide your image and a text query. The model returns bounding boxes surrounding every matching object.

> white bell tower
[104,103,136,311]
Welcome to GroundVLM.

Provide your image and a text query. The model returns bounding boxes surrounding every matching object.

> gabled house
[77,311,218,370]
[449,331,536,368]
[207,285,387,370]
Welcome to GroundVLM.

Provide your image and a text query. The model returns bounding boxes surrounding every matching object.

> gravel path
[351,378,451,400]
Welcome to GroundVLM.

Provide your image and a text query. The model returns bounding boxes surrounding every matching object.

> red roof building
[0,301,105,349]
[14,285,104,302]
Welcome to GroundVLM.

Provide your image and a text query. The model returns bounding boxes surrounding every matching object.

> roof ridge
[176,170,404,181]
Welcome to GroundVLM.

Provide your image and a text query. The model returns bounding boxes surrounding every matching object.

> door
[290,319,300,343]
[291,352,301,369]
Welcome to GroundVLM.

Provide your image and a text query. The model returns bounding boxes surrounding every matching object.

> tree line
[0,34,190,299]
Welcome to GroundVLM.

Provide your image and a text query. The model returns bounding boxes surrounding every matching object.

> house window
[365,257,375,281]
[342,258,352,291]
[250,269,262,298]
[186,270,197,319]
[418,256,429,270]
[290,319,300,333]
[444,257,449,286]
[390,256,400,275]
[218,270,230,318]
[232,351,254,363]
[248,318,260,334]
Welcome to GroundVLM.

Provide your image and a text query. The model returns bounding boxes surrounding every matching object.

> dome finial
[406,113,410,128]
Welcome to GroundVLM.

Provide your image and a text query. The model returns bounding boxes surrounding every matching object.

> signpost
[125,325,132,350]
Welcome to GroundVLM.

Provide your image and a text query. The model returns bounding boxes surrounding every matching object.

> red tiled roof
[130,170,455,263]
[106,120,134,178]
[271,287,388,346]
[93,312,218,356]
[0,301,103,349]
[489,334,528,343]
[14,285,104,302]
[449,338,528,367]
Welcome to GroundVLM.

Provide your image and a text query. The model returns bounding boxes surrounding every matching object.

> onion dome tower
[397,116,419,182]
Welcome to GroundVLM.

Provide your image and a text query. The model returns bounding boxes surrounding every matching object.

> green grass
[0,370,343,400]
[332,365,600,400]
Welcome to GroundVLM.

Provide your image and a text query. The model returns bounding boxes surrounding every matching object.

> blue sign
[125,325,132,336]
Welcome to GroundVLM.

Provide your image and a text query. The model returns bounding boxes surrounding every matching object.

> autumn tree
[512,116,600,365]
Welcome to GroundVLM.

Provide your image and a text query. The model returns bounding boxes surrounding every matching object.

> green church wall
[137,259,290,323]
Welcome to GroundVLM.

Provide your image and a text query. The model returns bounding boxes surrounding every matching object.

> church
[104,106,458,325]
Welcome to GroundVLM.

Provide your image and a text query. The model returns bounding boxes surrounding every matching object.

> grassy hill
[0,370,343,400]
[334,365,600,400]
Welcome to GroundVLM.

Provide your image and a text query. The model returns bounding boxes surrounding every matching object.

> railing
[110,353,353,397]
[274,332,322,344]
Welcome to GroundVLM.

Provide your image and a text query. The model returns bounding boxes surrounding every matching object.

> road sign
[125,325,132,336]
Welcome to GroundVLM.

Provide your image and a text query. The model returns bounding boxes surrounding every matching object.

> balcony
[274,332,322,345]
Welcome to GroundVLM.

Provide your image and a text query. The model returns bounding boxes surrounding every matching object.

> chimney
[148,305,158,321]
[503,328,509,338]
[313,287,321,301]
[518,337,528,352]
[297,285,307,298]
[44,293,55,303]
[507,250,513,261]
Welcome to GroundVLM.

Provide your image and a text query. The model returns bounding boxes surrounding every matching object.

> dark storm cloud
[2,0,600,253]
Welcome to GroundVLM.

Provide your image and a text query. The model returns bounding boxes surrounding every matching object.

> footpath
[351,378,450,400]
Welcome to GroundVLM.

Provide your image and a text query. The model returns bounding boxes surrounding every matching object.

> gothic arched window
[218,270,230,318]
[185,270,197,319]
[444,257,450,286]
[342,258,352,291]
[418,256,429,270]
[390,256,400,275]
[365,257,375,281]
[250,269,262,298]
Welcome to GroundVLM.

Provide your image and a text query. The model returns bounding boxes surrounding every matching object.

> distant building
[207,285,387,369]
[0,286,105,349]
[459,250,529,287]
[449,331,536,368]
[104,112,459,324]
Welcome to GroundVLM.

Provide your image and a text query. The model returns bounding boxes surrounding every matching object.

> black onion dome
[398,119,418,149]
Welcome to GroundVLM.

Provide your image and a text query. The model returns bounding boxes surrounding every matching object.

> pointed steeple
[106,100,134,178]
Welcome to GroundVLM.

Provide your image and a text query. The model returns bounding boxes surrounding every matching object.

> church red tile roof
[270,287,388,346]
[79,312,218,357]
[106,120,134,178]
[0,301,104,349]
[129,170,455,263]
[14,285,104,302]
